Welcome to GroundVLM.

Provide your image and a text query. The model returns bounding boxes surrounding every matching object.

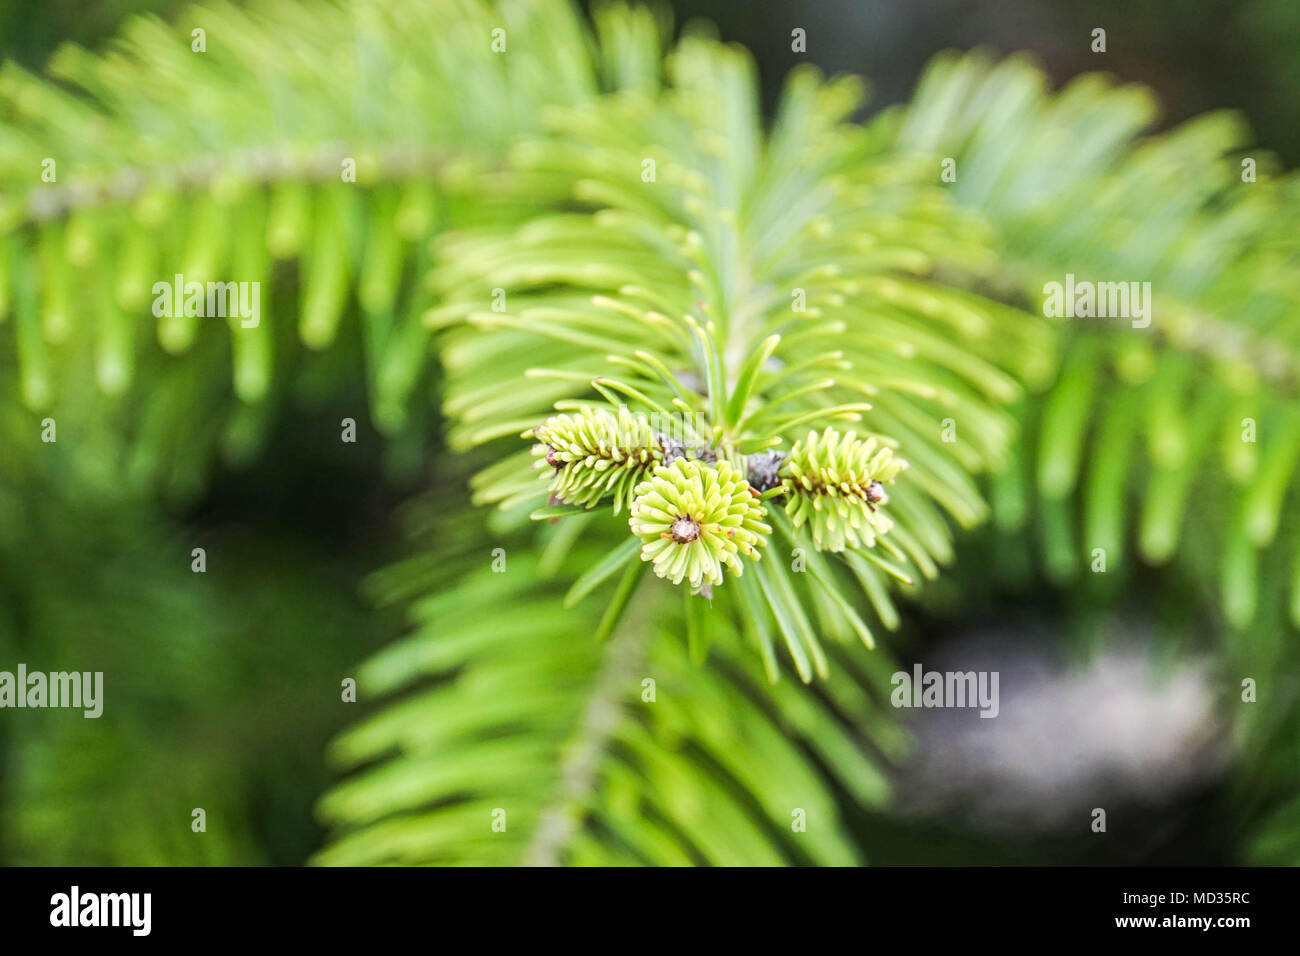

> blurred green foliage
[0,0,1296,866]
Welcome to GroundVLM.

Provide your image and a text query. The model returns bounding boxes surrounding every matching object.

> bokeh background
[6,0,1298,166]
[0,0,1295,865]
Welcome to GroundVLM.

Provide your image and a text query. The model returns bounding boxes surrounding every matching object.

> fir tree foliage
[429,20,1038,676]
[0,0,1297,867]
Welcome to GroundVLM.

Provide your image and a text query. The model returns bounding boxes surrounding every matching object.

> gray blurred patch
[891,628,1229,833]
